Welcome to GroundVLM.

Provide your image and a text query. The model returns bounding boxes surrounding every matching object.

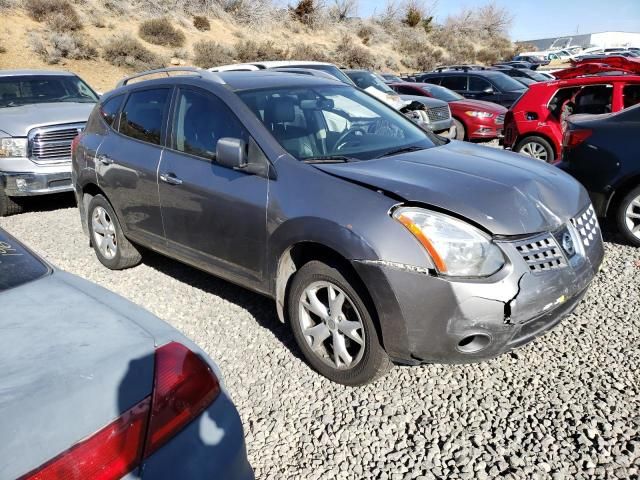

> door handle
[97,154,114,165]
[160,172,183,185]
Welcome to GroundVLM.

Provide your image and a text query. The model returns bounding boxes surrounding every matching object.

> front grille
[571,205,600,248]
[426,105,450,122]
[514,234,567,273]
[29,124,84,163]
[495,113,505,125]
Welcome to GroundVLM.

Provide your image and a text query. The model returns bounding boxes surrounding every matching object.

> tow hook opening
[457,334,491,353]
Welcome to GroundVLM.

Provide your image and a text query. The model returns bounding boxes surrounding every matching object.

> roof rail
[433,65,488,72]
[116,67,226,88]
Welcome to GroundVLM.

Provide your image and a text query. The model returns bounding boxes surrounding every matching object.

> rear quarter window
[0,233,49,292]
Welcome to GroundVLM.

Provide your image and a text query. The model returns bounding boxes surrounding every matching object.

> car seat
[264,97,319,158]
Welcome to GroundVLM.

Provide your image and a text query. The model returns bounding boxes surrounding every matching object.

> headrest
[266,97,296,124]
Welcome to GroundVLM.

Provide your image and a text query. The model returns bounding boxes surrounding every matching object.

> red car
[503,56,640,163]
[390,82,506,140]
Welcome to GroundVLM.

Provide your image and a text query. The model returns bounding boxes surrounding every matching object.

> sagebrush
[139,18,185,47]
[103,34,165,70]
[193,40,234,67]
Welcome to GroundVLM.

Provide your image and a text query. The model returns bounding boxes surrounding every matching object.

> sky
[356,0,640,41]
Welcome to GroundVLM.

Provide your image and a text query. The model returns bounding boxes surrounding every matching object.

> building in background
[521,31,640,50]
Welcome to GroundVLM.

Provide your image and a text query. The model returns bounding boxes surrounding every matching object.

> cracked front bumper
[353,222,604,365]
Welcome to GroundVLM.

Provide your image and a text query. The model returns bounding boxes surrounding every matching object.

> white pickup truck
[0,70,98,216]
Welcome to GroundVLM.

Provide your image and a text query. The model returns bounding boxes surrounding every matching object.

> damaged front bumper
[352,210,605,365]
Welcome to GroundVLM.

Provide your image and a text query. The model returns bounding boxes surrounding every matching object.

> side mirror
[216,137,247,170]
[483,86,494,94]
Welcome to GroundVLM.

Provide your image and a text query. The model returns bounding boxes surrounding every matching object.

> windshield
[419,84,464,101]
[346,71,395,94]
[0,230,49,292]
[295,64,355,86]
[487,73,527,92]
[0,75,99,108]
[238,85,441,161]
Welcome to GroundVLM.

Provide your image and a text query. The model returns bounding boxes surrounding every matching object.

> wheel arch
[77,182,107,237]
[606,174,640,218]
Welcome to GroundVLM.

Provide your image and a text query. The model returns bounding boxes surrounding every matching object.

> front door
[158,87,269,286]
[96,87,172,246]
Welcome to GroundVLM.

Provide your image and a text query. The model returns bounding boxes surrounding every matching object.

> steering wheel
[334,127,368,151]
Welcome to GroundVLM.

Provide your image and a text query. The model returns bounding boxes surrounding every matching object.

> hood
[315,141,590,235]
[0,102,95,136]
[0,271,156,479]
[451,99,507,113]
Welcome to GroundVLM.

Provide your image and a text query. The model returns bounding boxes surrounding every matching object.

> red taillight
[20,343,220,479]
[19,397,150,480]
[143,342,220,457]
[562,128,592,149]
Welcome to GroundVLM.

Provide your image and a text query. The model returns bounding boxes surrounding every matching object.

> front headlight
[465,111,494,118]
[0,137,28,158]
[393,207,505,277]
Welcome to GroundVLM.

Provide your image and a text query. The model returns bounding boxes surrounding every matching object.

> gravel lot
[2,191,639,480]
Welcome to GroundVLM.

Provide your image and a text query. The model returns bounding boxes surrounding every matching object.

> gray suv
[0,70,98,216]
[73,67,604,385]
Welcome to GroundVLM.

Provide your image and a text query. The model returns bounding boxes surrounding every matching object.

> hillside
[0,0,519,92]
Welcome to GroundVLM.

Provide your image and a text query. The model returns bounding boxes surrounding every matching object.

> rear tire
[288,260,391,386]
[515,135,555,163]
[0,187,24,217]
[88,194,141,269]
[452,118,465,140]
[616,185,640,247]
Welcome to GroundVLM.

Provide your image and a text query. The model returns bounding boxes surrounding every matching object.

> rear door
[468,75,497,102]
[440,75,468,97]
[158,86,269,286]
[96,87,172,247]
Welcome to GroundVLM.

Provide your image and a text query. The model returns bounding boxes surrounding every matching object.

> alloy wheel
[92,206,118,260]
[625,194,640,240]
[520,141,549,162]
[298,281,365,370]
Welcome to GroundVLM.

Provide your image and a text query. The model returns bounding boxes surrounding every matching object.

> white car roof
[209,60,336,72]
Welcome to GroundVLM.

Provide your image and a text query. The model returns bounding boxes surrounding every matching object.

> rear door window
[469,76,493,92]
[119,88,171,145]
[440,76,467,91]
[0,232,49,292]
[623,84,640,108]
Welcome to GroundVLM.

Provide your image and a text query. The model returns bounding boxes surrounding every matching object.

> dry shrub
[0,41,6,54]
[334,35,374,68]
[28,31,97,64]
[103,34,165,70]
[46,11,83,31]
[403,5,421,27]
[288,43,330,62]
[192,40,234,67]
[24,0,79,22]
[328,0,356,21]
[0,0,16,10]
[223,0,279,30]
[290,0,317,26]
[357,24,374,45]
[234,39,287,62]
[398,27,428,56]
[193,15,210,31]
[103,0,126,15]
[139,17,185,47]
[91,14,107,28]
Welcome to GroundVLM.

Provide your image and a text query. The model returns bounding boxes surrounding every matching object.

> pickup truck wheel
[616,185,640,247]
[88,194,141,269]
[452,118,465,140]
[0,187,24,217]
[288,260,391,386]
[514,136,555,163]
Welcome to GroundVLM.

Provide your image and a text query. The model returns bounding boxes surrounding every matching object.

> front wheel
[514,136,555,163]
[288,260,391,386]
[452,118,465,140]
[616,185,640,247]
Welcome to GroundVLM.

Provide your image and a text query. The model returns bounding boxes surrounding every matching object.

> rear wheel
[288,260,391,386]
[0,187,24,217]
[452,118,465,140]
[616,185,640,247]
[88,194,141,269]
[515,136,555,163]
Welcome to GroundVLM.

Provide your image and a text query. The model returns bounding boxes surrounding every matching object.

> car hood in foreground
[0,102,95,136]
[315,141,590,235]
[0,271,161,479]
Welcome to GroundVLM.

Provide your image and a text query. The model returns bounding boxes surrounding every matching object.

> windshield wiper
[303,155,356,164]
[376,145,425,158]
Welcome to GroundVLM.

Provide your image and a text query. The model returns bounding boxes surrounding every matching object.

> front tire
[452,118,465,140]
[616,185,640,247]
[288,260,391,386]
[515,135,555,163]
[88,194,141,269]
[0,187,24,217]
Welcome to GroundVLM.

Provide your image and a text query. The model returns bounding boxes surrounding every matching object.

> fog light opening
[457,334,491,353]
